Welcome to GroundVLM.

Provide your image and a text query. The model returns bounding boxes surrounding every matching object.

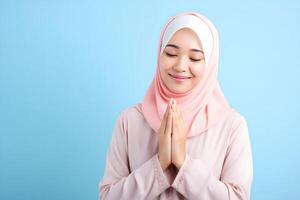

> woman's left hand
[171,99,187,170]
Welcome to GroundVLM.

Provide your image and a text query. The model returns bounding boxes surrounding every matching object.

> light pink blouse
[99,104,253,200]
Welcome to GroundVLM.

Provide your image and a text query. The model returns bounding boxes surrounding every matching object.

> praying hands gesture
[158,98,187,171]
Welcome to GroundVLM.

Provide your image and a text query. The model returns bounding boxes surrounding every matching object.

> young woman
[99,12,253,200]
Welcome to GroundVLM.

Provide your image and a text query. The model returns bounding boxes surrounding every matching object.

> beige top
[99,104,253,200]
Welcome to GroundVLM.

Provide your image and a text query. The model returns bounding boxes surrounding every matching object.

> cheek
[160,56,174,70]
[159,59,170,80]
[190,64,205,78]
[159,60,165,75]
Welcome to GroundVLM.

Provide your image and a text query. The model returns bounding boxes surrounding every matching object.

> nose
[172,55,189,72]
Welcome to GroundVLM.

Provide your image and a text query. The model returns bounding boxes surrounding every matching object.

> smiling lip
[168,73,191,82]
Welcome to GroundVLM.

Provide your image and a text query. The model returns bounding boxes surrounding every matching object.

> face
[159,28,205,94]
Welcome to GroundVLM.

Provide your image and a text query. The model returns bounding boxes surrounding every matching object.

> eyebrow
[165,44,204,54]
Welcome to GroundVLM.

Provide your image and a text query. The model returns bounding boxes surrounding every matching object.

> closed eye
[190,58,202,62]
[166,52,202,62]
[166,52,177,57]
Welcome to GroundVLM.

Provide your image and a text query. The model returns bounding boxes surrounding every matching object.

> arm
[98,112,170,200]
[171,116,253,200]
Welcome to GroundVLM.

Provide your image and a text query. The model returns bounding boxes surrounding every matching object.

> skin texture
[158,98,188,170]
[159,28,205,94]
[158,28,205,170]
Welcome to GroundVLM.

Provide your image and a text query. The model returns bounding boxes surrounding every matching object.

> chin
[169,86,191,94]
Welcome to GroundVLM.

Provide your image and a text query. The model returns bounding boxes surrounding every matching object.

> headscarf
[140,12,233,138]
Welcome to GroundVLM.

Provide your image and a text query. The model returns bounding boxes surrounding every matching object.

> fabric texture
[99,106,253,199]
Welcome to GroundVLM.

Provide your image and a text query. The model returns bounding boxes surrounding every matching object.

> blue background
[1,0,299,199]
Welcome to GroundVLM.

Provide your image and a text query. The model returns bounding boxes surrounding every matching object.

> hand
[158,100,173,171]
[171,100,187,170]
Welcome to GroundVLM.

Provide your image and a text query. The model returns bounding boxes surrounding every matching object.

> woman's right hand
[158,99,173,171]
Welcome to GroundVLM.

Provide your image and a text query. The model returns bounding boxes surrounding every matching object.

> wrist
[158,155,168,171]
[175,155,185,170]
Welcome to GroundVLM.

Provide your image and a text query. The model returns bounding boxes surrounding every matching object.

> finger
[173,101,182,123]
[172,103,179,122]
[173,103,182,134]
[159,103,170,133]
[165,103,172,136]
[174,105,186,136]
[162,103,170,122]
[173,100,180,115]
[177,108,185,126]
[170,109,177,134]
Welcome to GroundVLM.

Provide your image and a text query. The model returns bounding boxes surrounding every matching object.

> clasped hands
[158,98,187,171]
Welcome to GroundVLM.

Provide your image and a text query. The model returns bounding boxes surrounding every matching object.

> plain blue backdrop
[1,0,299,199]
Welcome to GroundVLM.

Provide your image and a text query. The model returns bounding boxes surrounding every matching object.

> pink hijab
[139,12,233,138]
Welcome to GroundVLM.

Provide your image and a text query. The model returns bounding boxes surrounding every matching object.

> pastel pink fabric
[141,12,233,137]
[99,106,253,199]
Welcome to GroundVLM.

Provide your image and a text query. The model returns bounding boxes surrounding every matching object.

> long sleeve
[171,116,253,200]
[98,112,170,200]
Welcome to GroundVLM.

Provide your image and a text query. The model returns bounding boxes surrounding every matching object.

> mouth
[168,73,192,82]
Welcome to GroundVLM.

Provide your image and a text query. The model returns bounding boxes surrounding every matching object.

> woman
[99,12,253,200]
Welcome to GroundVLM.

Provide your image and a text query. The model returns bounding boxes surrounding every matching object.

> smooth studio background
[1,0,299,199]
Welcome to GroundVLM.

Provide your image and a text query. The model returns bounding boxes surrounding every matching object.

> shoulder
[223,109,250,143]
[118,103,144,122]
[115,103,148,131]
[224,109,248,132]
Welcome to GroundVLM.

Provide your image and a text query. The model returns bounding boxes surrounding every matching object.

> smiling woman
[159,28,205,93]
[99,12,253,200]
